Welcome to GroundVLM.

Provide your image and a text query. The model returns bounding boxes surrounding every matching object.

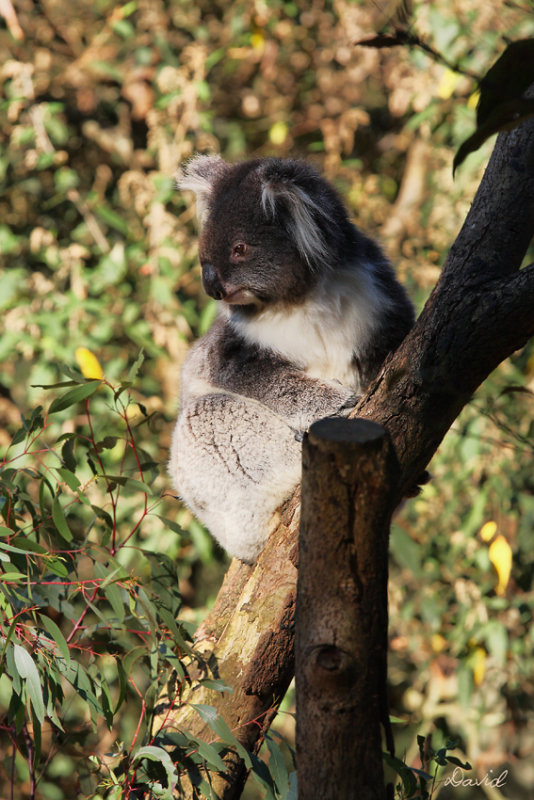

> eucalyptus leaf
[13,645,45,723]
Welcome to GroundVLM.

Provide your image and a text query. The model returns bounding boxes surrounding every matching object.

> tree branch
[157,111,534,799]
[357,115,534,492]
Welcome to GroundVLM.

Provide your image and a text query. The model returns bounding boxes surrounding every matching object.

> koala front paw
[324,381,359,416]
[336,393,360,418]
[339,393,358,411]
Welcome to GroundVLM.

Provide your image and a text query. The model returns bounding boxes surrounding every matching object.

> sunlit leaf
[471,647,486,686]
[479,520,497,542]
[13,645,45,723]
[75,347,104,380]
[488,535,512,596]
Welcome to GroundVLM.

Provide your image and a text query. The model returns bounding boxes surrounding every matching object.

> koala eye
[232,242,248,258]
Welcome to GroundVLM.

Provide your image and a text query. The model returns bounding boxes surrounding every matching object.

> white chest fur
[229,263,388,392]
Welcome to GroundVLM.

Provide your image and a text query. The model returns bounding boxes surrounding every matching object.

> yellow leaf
[269,121,288,146]
[125,403,142,421]
[250,32,265,51]
[75,348,104,380]
[488,535,512,596]
[431,633,447,653]
[467,89,480,111]
[479,520,497,542]
[437,68,460,100]
[472,647,486,686]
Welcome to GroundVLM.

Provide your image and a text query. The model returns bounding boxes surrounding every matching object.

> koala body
[169,156,414,562]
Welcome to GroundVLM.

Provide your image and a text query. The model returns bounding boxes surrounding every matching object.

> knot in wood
[311,644,357,682]
[316,645,343,671]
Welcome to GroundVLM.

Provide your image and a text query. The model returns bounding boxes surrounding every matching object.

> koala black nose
[201,262,226,300]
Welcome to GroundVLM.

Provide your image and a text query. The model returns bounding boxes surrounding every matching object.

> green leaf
[55,467,81,491]
[61,437,77,472]
[132,745,178,795]
[31,704,42,766]
[94,436,119,453]
[123,645,147,676]
[91,61,123,82]
[10,427,27,447]
[0,617,18,668]
[446,755,472,770]
[48,381,102,415]
[99,474,153,494]
[7,538,47,555]
[13,645,45,723]
[0,572,27,581]
[197,678,233,693]
[156,515,186,535]
[52,497,73,542]
[103,583,126,621]
[45,557,69,578]
[40,614,71,667]
[483,620,508,667]
[382,752,419,797]
[95,205,130,235]
[68,662,101,727]
[100,674,114,729]
[111,18,135,39]
[192,738,226,772]
[31,380,80,390]
[190,704,253,768]
[265,732,289,796]
[128,350,145,382]
[114,659,127,714]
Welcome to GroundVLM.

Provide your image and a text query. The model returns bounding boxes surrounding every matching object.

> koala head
[178,156,355,311]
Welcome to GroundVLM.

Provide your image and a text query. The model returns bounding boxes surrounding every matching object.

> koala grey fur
[169,156,415,563]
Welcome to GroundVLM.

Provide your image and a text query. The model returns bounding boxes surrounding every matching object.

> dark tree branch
[157,111,534,799]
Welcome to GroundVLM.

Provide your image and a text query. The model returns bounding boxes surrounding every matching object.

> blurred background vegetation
[1,0,534,798]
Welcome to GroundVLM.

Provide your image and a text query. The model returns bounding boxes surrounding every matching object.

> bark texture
[157,113,534,799]
[296,419,399,800]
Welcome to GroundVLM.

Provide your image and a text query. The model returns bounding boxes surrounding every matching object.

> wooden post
[296,418,399,800]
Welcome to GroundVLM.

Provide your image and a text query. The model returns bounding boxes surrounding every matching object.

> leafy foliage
[0,373,297,797]
[1,373,192,794]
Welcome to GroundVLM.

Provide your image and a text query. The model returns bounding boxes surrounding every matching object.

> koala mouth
[223,287,262,306]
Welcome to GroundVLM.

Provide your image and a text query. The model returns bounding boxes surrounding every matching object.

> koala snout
[201,262,226,300]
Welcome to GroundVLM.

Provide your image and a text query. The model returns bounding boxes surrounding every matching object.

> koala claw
[341,394,359,410]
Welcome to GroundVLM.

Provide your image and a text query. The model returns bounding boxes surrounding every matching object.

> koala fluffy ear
[177,154,229,225]
[259,160,334,268]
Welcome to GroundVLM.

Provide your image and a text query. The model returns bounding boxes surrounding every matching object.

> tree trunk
[156,111,534,799]
[296,418,398,800]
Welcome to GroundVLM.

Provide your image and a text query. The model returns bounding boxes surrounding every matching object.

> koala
[169,156,415,563]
